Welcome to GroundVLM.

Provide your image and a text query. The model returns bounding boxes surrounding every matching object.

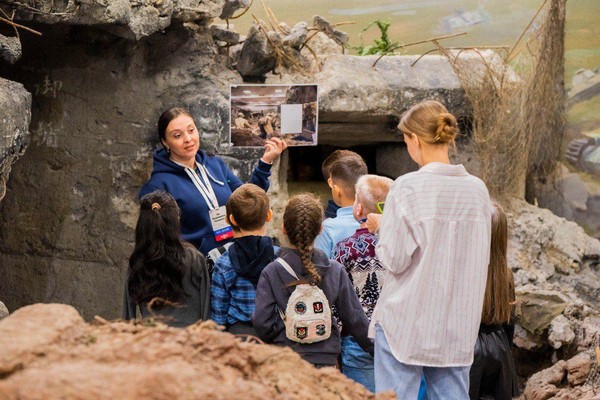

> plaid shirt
[210,247,278,326]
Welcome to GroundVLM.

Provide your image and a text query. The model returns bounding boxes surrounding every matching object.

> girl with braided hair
[252,194,374,368]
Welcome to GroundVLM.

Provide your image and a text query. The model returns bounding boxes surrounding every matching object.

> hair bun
[435,113,458,143]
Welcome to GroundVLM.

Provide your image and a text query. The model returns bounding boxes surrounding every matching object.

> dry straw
[434,0,566,203]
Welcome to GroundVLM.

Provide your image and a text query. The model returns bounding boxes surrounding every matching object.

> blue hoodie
[139,148,272,254]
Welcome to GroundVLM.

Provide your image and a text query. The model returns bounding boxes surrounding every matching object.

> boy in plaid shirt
[211,184,278,336]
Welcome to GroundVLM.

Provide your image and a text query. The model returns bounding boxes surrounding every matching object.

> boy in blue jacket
[211,184,278,335]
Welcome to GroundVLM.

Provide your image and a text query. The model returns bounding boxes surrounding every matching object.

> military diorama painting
[229,84,318,147]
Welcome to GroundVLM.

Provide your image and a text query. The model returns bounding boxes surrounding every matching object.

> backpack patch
[275,258,332,344]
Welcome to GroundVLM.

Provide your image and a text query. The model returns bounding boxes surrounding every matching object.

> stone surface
[1,0,226,40]
[0,302,8,320]
[236,25,276,78]
[283,22,308,49]
[0,304,393,400]
[565,352,593,386]
[0,23,240,320]
[508,199,600,306]
[267,53,476,145]
[210,24,240,44]
[0,77,31,202]
[313,16,348,45]
[548,315,576,350]
[219,0,250,20]
[0,304,86,376]
[0,34,21,64]
[514,289,569,335]
[522,352,597,400]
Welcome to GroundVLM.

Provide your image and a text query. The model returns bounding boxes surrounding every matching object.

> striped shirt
[369,162,492,367]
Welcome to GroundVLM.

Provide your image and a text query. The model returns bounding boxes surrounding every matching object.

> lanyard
[182,162,219,210]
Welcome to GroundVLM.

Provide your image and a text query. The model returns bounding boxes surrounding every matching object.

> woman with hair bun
[368,100,492,398]
[123,190,210,327]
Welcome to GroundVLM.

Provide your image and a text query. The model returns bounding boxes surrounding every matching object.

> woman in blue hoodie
[139,107,286,255]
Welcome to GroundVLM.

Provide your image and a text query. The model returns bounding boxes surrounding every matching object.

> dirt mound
[0,304,392,400]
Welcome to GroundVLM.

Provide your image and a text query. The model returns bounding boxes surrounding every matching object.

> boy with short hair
[332,174,392,393]
[211,184,277,335]
[315,156,368,257]
[321,150,364,219]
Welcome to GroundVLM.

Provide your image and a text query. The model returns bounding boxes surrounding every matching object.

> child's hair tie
[151,203,161,210]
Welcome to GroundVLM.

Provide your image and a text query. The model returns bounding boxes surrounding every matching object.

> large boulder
[0,304,393,400]
[0,78,31,202]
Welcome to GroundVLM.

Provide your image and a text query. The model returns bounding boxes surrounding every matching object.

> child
[315,156,368,257]
[123,190,210,327]
[469,201,519,400]
[332,174,392,391]
[321,150,365,219]
[252,194,373,368]
[211,184,277,336]
[334,175,429,398]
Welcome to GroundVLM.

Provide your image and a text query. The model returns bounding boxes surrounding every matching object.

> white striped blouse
[369,162,492,367]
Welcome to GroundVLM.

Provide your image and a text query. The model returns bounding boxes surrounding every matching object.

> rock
[522,352,597,400]
[236,25,277,78]
[3,0,226,40]
[210,24,240,44]
[173,0,226,23]
[313,16,348,45]
[219,0,250,20]
[0,304,86,376]
[0,306,393,400]
[565,352,592,386]
[522,359,566,400]
[283,22,308,49]
[0,77,31,202]
[0,302,8,320]
[508,199,600,307]
[514,324,547,351]
[548,315,576,349]
[0,34,21,64]
[301,31,342,56]
[514,289,569,335]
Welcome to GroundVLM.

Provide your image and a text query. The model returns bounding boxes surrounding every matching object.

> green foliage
[355,20,402,56]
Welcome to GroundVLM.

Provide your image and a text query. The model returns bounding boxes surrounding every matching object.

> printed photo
[230,84,318,147]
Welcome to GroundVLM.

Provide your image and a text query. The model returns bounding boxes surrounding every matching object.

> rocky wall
[0,17,246,319]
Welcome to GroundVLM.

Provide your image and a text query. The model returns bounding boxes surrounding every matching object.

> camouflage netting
[436,0,566,202]
[0,304,393,400]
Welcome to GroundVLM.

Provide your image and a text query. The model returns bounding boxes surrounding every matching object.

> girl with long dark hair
[469,201,519,399]
[123,190,210,327]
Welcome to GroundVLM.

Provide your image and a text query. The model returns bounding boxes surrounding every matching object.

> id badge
[209,205,234,242]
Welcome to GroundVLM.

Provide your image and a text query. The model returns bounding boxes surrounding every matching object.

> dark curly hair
[283,194,324,286]
[127,190,190,305]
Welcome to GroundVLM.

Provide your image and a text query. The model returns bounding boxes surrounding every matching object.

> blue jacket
[139,148,272,254]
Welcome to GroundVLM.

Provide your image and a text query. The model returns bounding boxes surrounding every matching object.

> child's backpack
[275,257,332,344]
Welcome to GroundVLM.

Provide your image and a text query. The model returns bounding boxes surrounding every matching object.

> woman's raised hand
[261,137,288,164]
